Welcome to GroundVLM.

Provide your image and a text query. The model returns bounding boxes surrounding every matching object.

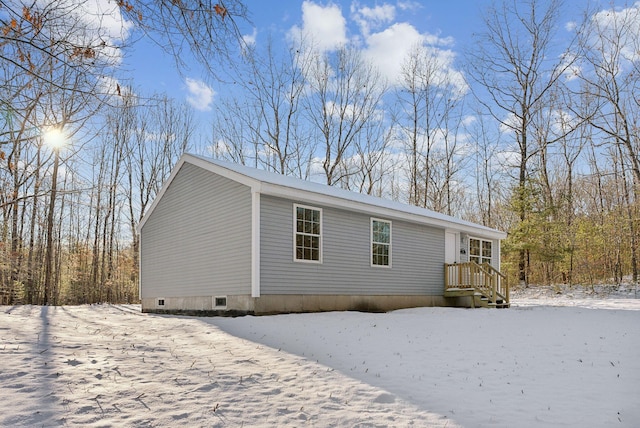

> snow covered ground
[1,288,638,427]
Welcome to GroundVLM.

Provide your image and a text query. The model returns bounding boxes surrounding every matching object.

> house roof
[138,153,507,240]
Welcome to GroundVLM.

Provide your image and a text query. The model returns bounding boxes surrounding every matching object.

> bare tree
[210,96,260,167]
[395,45,425,206]
[211,37,315,177]
[394,44,468,213]
[577,2,640,282]
[0,0,249,91]
[122,0,249,79]
[0,72,43,304]
[1,0,242,306]
[0,15,103,304]
[126,93,193,284]
[0,0,119,102]
[555,87,590,285]
[305,46,386,186]
[349,115,394,196]
[468,0,577,286]
[467,108,501,228]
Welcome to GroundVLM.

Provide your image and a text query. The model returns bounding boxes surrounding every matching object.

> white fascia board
[183,154,258,188]
[137,154,261,233]
[259,182,507,241]
[136,156,188,233]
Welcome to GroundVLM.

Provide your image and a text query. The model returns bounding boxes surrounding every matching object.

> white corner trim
[251,190,261,298]
[138,234,142,298]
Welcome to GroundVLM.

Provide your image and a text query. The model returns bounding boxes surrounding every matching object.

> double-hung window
[371,218,391,267]
[294,205,322,262]
[469,237,492,265]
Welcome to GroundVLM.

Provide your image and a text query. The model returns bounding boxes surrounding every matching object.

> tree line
[1,0,638,305]
[0,0,245,304]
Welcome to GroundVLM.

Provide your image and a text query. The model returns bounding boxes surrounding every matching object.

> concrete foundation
[141,293,470,316]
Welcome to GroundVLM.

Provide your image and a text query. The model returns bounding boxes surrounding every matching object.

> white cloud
[324,100,369,122]
[97,75,135,99]
[185,78,215,111]
[287,1,467,98]
[359,20,464,93]
[362,22,424,83]
[495,148,521,170]
[560,51,582,81]
[243,27,258,46]
[499,112,518,135]
[58,0,134,65]
[351,2,395,36]
[397,1,421,12]
[356,4,395,22]
[288,1,347,52]
[427,47,468,96]
[548,108,579,136]
[81,0,134,40]
[208,139,232,156]
[590,3,640,63]
[423,33,454,47]
[461,115,477,127]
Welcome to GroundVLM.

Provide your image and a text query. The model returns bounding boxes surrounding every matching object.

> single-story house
[137,153,509,315]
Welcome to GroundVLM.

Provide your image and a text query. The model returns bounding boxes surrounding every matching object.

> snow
[1,291,639,427]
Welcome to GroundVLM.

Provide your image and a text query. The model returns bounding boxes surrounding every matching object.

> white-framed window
[371,218,392,267]
[157,298,165,307]
[294,204,322,263]
[214,296,227,308]
[469,237,492,265]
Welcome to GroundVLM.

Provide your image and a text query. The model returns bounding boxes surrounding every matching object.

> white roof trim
[137,153,507,240]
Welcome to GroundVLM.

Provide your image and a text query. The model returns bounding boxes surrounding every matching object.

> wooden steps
[444,287,510,308]
[444,262,510,309]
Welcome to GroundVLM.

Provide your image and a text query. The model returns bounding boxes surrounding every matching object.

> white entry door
[445,232,457,264]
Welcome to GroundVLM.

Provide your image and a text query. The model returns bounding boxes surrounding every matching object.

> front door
[445,232,458,287]
[445,232,457,264]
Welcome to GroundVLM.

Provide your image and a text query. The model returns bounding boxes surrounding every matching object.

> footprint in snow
[373,393,396,404]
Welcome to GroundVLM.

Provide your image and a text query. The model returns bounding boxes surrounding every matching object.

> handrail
[444,262,509,305]
[480,262,509,304]
[481,262,506,280]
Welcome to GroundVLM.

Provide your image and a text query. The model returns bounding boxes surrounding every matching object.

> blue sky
[120,0,633,131]
[127,0,492,106]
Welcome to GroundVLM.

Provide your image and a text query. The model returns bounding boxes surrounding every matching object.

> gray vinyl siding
[140,163,251,298]
[260,195,444,295]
